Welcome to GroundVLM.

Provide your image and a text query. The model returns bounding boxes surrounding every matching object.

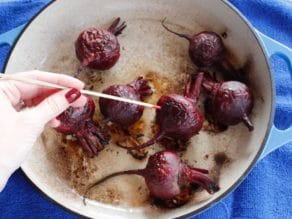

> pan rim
[2,0,275,218]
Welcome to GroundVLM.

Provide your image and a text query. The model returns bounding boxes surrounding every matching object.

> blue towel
[0,0,291,218]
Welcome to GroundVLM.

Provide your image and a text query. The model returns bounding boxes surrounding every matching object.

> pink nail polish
[65,88,81,103]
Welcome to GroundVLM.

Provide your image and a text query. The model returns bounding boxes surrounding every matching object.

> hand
[0,70,87,191]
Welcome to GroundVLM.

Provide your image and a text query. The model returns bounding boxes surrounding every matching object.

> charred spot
[214,152,230,165]
[221,32,227,39]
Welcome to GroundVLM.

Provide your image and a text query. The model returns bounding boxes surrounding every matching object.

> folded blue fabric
[0,0,291,218]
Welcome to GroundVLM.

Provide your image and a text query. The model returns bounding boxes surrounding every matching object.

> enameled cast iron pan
[1,0,291,218]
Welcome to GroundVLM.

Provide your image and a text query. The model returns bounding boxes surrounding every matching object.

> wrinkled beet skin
[144,151,216,205]
[99,77,153,126]
[55,97,110,157]
[189,31,225,67]
[204,80,253,127]
[100,85,142,126]
[145,150,219,207]
[75,28,120,70]
[143,150,182,200]
[156,94,203,141]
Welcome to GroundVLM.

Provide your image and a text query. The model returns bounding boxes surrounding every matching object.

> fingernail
[65,88,81,103]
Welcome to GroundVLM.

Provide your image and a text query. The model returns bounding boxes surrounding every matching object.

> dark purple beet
[161,19,243,81]
[99,77,153,127]
[75,17,127,76]
[84,150,219,207]
[118,72,204,151]
[55,96,110,157]
[202,73,254,131]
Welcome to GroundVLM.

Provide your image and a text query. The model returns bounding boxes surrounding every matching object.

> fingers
[0,80,22,108]
[3,70,85,104]
[23,88,59,107]
[27,88,81,125]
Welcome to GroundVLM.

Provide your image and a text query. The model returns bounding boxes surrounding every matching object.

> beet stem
[185,72,204,101]
[87,135,100,155]
[201,74,216,92]
[186,167,219,194]
[77,136,94,157]
[75,57,96,77]
[83,169,143,205]
[114,22,127,36]
[117,132,165,150]
[161,18,192,42]
[190,167,209,174]
[107,17,121,32]
[242,114,254,131]
[108,17,127,36]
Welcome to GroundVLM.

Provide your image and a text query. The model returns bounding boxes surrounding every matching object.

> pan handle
[0,25,25,47]
[255,30,292,159]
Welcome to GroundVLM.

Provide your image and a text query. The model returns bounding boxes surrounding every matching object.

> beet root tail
[183,165,219,194]
[83,169,143,205]
[117,132,164,151]
[242,114,254,131]
[161,18,192,42]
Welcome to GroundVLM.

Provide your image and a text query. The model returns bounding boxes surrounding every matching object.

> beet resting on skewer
[84,150,219,208]
[161,19,243,81]
[55,96,110,157]
[118,72,204,151]
[202,73,254,131]
[75,17,126,76]
[99,77,153,127]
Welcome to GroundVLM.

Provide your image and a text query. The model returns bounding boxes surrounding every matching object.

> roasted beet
[84,150,219,207]
[55,96,110,157]
[99,77,153,126]
[75,17,126,76]
[162,19,242,81]
[118,72,204,151]
[202,73,254,131]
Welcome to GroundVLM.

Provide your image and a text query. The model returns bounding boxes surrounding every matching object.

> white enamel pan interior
[4,0,273,218]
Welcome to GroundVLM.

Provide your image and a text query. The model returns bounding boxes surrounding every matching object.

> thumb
[30,88,81,124]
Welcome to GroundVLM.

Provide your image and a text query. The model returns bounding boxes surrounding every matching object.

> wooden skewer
[0,74,161,110]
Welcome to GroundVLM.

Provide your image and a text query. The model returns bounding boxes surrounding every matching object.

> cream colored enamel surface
[5,0,272,218]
